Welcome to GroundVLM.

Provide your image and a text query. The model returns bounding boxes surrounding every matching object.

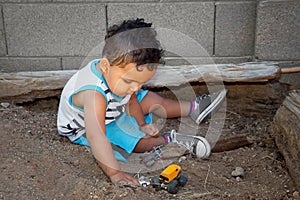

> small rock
[222,156,228,161]
[119,191,128,197]
[1,102,10,108]
[236,176,242,182]
[293,191,299,198]
[193,193,202,198]
[257,141,266,147]
[73,160,80,166]
[178,156,187,163]
[231,167,245,177]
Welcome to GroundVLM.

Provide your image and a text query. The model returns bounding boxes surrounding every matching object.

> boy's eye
[123,79,132,84]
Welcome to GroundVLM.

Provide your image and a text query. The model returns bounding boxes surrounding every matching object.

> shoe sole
[195,89,228,124]
[194,136,211,158]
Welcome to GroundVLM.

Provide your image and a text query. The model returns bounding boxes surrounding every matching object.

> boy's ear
[99,58,110,74]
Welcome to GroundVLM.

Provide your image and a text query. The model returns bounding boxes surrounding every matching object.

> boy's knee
[134,136,165,153]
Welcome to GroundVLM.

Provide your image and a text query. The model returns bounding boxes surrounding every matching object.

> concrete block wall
[0,0,298,72]
[256,0,299,60]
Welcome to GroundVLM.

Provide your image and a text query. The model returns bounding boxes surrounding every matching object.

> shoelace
[195,94,210,103]
[171,130,197,154]
[175,137,197,154]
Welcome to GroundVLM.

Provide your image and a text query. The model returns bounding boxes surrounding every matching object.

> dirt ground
[1,97,299,200]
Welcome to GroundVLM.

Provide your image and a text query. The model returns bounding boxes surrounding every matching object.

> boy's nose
[130,84,141,92]
[130,86,139,92]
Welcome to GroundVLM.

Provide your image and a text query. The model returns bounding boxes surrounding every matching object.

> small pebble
[178,156,187,163]
[73,160,80,166]
[231,167,245,177]
[222,156,228,161]
[258,141,266,147]
[293,191,299,198]
[236,177,242,182]
[1,102,10,108]
[193,193,202,198]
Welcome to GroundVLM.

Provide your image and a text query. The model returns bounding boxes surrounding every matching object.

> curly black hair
[102,18,164,71]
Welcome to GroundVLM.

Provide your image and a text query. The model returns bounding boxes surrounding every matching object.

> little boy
[57,18,227,186]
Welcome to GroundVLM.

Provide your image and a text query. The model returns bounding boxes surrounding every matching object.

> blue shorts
[73,89,151,162]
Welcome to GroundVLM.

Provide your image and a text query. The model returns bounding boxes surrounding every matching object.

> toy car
[138,176,151,187]
[140,145,163,167]
[151,164,188,194]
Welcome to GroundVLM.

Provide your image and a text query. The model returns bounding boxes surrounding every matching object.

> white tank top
[57,59,131,141]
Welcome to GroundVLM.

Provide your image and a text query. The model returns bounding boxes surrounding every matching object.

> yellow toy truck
[151,164,188,194]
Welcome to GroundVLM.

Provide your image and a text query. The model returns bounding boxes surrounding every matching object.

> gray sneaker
[164,130,211,159]
[190,89,228,124]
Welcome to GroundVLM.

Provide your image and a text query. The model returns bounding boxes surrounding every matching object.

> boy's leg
[138,89,228,124]
[131,89,227,156]
[133,130,211,159]
[138,91,191,118]
[133,135,166,153]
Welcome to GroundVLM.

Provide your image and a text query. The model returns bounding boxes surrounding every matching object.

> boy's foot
[190,89,228,124]
[164,130,211,159]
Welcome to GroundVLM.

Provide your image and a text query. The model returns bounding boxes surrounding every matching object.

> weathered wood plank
[0,70,77,98]
[149,62,280,87]
[0,62,280,102]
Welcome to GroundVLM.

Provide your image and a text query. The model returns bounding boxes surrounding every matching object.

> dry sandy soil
[1,97,299,200]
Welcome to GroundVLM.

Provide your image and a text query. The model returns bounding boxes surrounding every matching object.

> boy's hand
[110,171,140,186]
[140,123,159,137]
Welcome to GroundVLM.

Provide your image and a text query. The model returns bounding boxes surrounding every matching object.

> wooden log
[0,62,280,103]
[270,90,300,188]
[211,134,253,153]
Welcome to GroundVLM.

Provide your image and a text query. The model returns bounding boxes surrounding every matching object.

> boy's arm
[83,90,139,185]
[127,93,146,126]
[127,94,158,136]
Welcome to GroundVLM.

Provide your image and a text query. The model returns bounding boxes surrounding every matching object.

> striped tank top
[57,59,131,141]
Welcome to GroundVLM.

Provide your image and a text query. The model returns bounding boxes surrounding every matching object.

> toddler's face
[104,62,157,97]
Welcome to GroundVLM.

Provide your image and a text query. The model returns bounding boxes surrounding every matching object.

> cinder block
[213,56,253,64]
[165,56,252,65]
[0,57,61,72]
[62,56,101,70]
[62,57,85,70]
[107,3,215,56]
[160,0,214,2]
[215,2,256,56]
[0,5,6,56]
[0,0,52,2]
[256,1,300,60]
[53,0,158,2]
[3,4,106,56]
[62,41,103,70]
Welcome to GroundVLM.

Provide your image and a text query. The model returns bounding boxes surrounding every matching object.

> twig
[260,156,289,176]
[204,164,211,192]
[262,155,280,162]
[178,191,214,199]
[134,169,143,179]
[281,66,300,74]
[226,110,241,118]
